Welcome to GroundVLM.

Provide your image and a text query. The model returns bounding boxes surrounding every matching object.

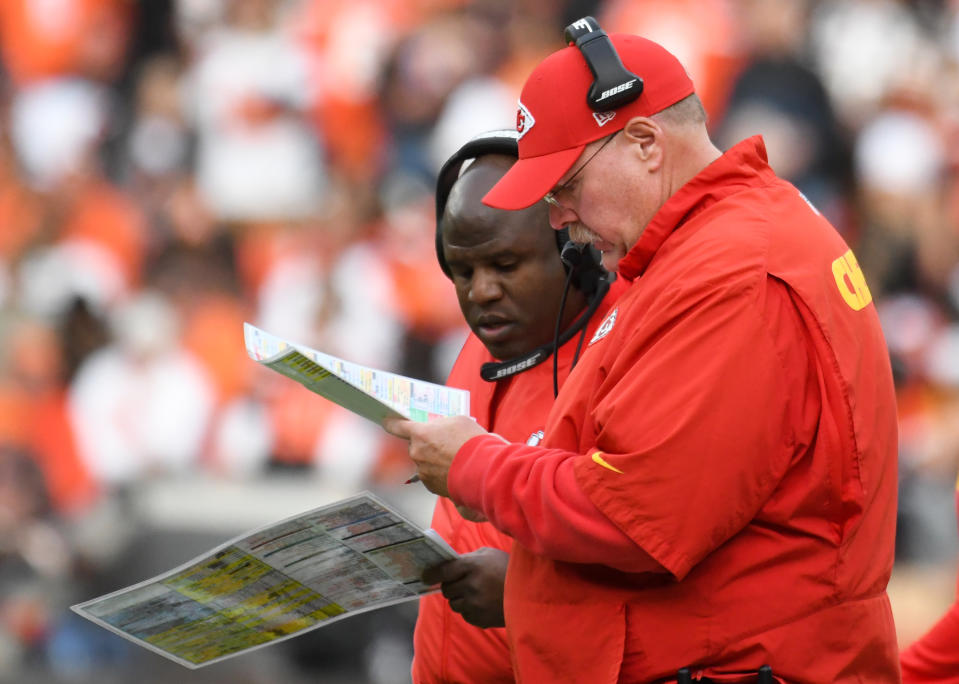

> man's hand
[382,415,490,497]
[423,548,509,628]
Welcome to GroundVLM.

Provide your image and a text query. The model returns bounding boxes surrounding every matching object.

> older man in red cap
[388,18,899,683]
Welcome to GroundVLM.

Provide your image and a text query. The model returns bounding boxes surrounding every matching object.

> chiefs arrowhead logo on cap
[516,101,535,139]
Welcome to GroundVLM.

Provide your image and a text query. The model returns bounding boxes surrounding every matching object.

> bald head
[443,155,556,248]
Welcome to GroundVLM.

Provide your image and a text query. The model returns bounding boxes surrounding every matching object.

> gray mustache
[568,223,600,244]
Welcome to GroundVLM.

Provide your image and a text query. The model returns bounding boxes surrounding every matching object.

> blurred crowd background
[0,0,957,682]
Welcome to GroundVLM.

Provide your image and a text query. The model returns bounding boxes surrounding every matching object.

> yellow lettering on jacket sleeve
[832,249,873,311]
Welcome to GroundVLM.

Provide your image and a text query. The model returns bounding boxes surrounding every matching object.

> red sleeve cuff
[447,435,664,573]
[448,433,502,515]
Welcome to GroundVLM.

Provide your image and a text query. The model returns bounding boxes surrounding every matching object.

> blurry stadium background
[0,1,957,682]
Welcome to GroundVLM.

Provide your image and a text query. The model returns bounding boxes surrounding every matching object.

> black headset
[434,129,611,388]
[564,16,643,111]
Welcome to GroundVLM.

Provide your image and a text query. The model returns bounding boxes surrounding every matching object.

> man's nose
[468,269,503,303]
[548,201,576,232]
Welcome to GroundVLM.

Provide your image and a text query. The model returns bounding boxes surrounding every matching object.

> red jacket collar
[617,136,777,281]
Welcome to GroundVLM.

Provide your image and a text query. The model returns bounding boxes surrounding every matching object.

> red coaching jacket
[900,481,959,683]
[448,137,900,683]
[412,284,624,683]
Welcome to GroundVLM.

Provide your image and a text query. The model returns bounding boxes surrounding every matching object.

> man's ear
[622,117,663,171]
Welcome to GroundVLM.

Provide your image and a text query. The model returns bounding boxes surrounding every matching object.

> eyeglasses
[543,131,618,210]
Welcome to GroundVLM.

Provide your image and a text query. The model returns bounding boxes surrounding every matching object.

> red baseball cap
[483,34,695,210]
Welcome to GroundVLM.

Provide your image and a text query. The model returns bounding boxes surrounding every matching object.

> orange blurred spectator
[377,175,462,364]
[0,134,45,263]
[234,221,298,302]
[257,375,389,488]
[186,0,326,223]
[0,319,97,515]
[29,388,98,515]
[68,291,215,487]
[58,173,148,292]
[263,379,332,468]
[291,0,465,182]
[600,0,743,123]
[0,0,132,86]
[181,294,253,404]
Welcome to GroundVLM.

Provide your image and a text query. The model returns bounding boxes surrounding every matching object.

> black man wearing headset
[412,129,622,684]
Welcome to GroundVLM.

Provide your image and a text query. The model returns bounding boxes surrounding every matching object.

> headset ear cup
[572,244,606,296]
[559,236,606,296]
[564,16,643,112]
[560,240,583,269]
[435,157,462,278]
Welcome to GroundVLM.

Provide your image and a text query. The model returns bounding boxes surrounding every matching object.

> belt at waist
[672,664,776,683]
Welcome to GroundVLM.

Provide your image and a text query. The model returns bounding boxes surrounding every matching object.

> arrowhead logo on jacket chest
[588,308,617,346]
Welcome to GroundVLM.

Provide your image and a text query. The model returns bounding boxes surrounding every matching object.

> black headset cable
[552,264,580,398]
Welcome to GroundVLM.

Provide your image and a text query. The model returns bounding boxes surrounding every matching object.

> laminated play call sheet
[73,492,457,668]
[243,323,470,424]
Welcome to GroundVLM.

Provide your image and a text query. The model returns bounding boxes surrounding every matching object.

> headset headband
[435,130,521,277]
[564,16,643,111]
